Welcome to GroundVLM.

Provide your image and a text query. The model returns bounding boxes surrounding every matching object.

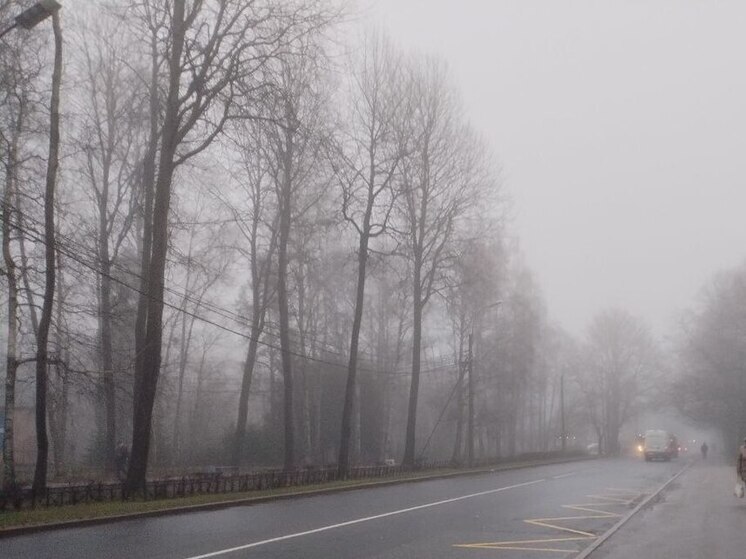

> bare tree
[169,211,229,462]
[265,47,331,471]
[575,309,657,455]
[674,263,746,446]
[367,268,411,462]
[73,12,143,472]
[225,120,279,467]
[127,0,326,490]
[0,0,48,489]
[0,69,24,486]
[331,32,406,476]
[443,241,503,463]
[397,57,494,466]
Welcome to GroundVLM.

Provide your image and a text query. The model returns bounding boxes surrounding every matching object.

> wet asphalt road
[2,457,687,559]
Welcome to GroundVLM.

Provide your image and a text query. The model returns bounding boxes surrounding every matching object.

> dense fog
[1,0,745,492]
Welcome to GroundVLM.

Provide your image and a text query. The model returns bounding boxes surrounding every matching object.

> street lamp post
[0,0,61,40]
[0,0,63,492]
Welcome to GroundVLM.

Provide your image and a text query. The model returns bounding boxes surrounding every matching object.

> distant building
[0,406,36,468]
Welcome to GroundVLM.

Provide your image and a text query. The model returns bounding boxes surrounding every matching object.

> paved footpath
[593,455,746,559]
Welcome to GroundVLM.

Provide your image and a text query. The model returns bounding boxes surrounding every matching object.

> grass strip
[0,467,464,530]
[0,456,590,532]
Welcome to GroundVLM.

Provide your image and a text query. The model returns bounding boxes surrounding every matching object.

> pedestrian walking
[736,439,746,497]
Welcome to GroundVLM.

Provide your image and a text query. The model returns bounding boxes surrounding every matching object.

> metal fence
[0,451,582,512]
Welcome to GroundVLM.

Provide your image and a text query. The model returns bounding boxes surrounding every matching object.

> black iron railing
[0,451,584,512]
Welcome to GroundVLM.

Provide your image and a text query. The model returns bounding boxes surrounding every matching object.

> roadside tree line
[0,0,676,494]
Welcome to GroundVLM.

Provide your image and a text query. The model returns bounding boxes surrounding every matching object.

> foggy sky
[368,0,746,337]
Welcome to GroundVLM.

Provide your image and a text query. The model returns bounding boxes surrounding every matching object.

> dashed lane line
[552,472,577,480]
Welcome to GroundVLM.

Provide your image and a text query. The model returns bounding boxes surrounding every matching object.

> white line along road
[183,478,550,559]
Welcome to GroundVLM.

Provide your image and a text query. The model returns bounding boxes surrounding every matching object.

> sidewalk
[594,456,746,559]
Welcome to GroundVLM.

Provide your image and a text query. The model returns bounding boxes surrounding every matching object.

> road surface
[593,454,746,559]
[3,455,721,559]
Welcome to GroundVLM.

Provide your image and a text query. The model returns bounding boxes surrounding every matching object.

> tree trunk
[2,99,22,485]
[232,202,275,466]
[49,256,68,478]
[276,101,297,472]
[189,346,209,464]
[127,0,187,493]
[132,23,161,466]
[99,190,116,472]
[312,370,322,464]
[451,343,466,464]
[232,324,262,466]
[172,312,197,464]
[338,225,371,476]
[277,217,294,471]
[403,276,423,467]
[376,289,390,464]
[32,12,62,493]
[15,186,38,333]
[295,261,311,465]
[172,240,196,463]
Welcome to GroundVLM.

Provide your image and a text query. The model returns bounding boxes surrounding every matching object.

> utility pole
[560,374,566,453]
[465,301,500,469]
[467,332,474,467]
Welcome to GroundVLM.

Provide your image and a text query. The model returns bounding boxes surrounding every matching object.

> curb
[574,459,693,559]
[0,455,593,538]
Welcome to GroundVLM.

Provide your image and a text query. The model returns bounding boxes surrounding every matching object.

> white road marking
[552,472,577,480]
[182,478,547,559]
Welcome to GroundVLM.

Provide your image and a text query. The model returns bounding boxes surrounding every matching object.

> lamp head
[15,1,61,30]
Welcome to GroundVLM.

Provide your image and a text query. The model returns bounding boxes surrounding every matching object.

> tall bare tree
[129,0,263,491]
[74,12,143,471]
[265,47,331,471]
[0,1,46,486]
[0,66,25,486]
[397,57,494,466]
[227,121,279,467]
[575,309,657,455]
[674,264,746,446]
[169,211,228,462]
[127,0,332,490]
[331,32,405,476]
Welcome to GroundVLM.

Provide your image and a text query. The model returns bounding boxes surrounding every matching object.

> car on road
[644,429,673,461]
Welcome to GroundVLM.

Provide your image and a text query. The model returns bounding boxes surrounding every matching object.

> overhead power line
[1,205,460,378]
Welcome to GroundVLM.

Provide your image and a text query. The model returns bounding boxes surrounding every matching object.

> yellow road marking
[586,494,635,505]
[453,490,643,554]
[461,545,578,553]
[524,519,597,538]
[456,537,588,547]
